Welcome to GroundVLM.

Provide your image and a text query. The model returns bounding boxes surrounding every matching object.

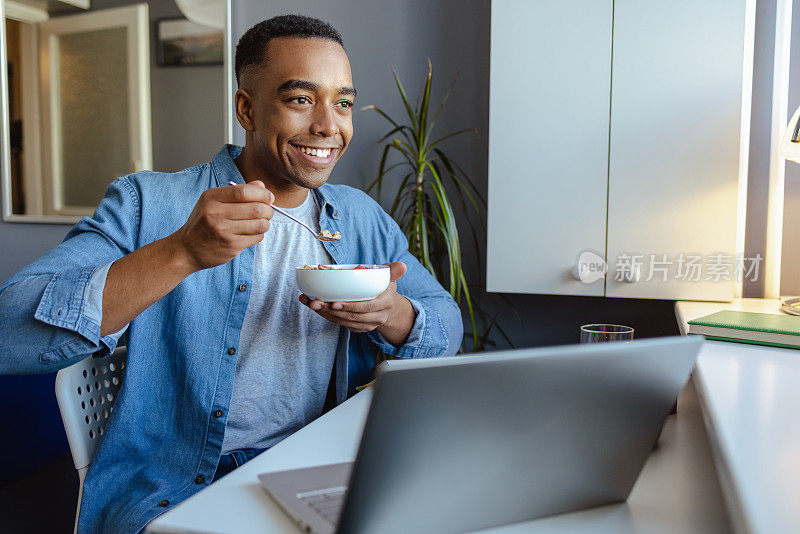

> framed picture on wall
[156,18,223,66]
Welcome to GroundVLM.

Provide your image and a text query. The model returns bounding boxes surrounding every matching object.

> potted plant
[363,60,510,352]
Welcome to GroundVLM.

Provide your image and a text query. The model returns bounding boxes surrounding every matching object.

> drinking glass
[580,324,634,343]
[578,323,675,414]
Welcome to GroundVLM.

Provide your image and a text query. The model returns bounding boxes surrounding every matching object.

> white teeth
[298,146,331,158]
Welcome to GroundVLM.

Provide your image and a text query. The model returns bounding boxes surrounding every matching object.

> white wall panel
[605,0,750,300]
[487,0,613,296]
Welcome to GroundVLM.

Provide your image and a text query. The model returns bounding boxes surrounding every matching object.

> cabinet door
[605,0,750,300]
[486,0,613,296]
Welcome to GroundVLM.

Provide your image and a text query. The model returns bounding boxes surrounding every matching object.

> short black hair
[235,15,344,87]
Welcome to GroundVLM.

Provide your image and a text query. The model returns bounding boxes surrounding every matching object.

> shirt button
[194,475,205,485]
[227,347,237,356]
[238,283,247,292]
[213,409,224,418]
[158,499,169,507]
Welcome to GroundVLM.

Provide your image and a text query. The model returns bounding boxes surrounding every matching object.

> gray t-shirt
[221,191,340,453]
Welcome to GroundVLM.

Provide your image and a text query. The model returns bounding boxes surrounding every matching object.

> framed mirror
[0,0,232,224]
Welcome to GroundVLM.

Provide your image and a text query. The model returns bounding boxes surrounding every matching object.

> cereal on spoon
[318,229,341,240]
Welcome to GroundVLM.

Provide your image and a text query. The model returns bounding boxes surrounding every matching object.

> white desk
[147,372,730,533]
[676,299,800,534]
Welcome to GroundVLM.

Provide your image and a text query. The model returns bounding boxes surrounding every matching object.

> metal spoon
[228,181,340,241]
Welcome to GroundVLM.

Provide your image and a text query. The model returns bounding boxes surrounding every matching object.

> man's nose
[310,104,339,137]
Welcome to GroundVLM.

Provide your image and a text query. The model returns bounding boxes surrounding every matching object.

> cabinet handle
[571,251,607,283]
[571,264,583,281]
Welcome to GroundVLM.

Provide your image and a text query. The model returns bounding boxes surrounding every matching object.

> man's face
[243,37,355,189]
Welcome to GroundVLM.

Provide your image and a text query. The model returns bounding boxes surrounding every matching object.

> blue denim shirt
[0,145,463,534]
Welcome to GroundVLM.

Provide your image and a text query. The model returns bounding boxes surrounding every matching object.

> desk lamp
[778,105,800,315]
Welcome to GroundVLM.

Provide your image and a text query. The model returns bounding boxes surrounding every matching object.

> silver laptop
[258,336,701,534]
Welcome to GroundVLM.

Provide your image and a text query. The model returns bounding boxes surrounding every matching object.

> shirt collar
[210,144,245,187]
[211,144,341,219]
[313,184,340,219]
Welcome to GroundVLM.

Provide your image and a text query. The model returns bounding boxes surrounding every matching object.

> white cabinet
[487,0,752,301]
[487,0,613,297]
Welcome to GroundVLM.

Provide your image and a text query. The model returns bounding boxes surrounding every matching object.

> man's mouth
[289,143,338,165]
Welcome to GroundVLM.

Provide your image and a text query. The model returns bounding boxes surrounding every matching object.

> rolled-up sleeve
[0,177,139,375]
[366,295,428,356]
[83,261,129,349]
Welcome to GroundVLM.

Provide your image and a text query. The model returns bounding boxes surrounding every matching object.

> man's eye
[290,97,311,104]
[338,101,354,109]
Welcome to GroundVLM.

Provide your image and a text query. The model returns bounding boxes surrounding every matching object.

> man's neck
[233,146,309,208]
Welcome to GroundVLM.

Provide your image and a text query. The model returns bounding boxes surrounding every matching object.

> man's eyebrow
[277,79,318,93]
[277,79,357,97]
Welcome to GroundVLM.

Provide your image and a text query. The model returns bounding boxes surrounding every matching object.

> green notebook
[688,310,800,349]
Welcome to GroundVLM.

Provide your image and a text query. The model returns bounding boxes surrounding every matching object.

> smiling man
[0,15,462,534]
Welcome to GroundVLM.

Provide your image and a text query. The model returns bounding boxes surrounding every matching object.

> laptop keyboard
[297,486,348,525]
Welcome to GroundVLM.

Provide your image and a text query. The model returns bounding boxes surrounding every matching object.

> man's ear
[234,88,255,131]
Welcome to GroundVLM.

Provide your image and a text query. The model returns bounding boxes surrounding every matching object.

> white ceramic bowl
[295,264,390,302]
